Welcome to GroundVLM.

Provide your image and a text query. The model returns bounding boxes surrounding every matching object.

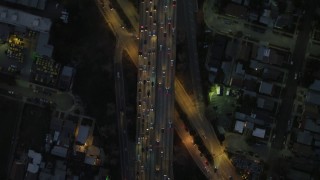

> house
[221,61,232,84]
[243,77,258,91]
[234,120,245,133]
[51,146,68,158]
[76,125,90,145]
[235,63,245,75]
[254,46,270,63]
[238,43,252,60]
[305,91,320,106]
[269,48,285,65]
[261,67,282,81]
[274,14,293,29]
[303,118,320,134]
[224,3,247,19]
[259,81,273,95]
[252,128,266,138]
[309,79,320,92]
[296,131,313,146]
[257,97,275,111]
[259,9,273,27]
[230,76,244,88]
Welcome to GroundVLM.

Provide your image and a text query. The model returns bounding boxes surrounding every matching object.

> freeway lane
[95,0,238,179]
[135,0,176,179]
[175,80,240,179]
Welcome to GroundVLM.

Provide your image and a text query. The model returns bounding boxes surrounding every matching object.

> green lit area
[208,84,221,101]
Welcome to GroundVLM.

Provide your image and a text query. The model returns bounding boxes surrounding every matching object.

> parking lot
[231,155,263,179]
[0,29,37,79]
[30,55,61,87]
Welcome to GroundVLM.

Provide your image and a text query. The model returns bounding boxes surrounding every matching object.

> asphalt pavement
[273,0,316,149]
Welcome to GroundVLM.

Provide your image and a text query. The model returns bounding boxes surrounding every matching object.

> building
[5,0,47,10]
[259,81,273,95]
[0,5,51,33]
[257,97,275,111]
[36,32,53,57]
[76,125,90,145]
[0,23,11,43]
[58,66,75,91]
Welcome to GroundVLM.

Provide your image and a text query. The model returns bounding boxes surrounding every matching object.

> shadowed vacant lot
[0,96,23,179]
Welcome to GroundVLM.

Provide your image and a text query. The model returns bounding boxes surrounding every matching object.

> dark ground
[173,131,207,180]
[0,96,23,179]
[18,104,51,152]
[50,0,116,126]
[50,0,119,178]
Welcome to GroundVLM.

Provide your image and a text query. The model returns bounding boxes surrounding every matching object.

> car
[117,72,120,78]
[170,59,174,66]
[173,0,176,6]
[294,73,298,80]
[109,3,113,10]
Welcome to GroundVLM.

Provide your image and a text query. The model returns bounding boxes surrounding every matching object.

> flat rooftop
[0,5,51,32]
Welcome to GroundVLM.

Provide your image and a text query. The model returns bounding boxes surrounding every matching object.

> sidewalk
[0,80,74,111]
[116,0,139,33]
[203,0,297,51]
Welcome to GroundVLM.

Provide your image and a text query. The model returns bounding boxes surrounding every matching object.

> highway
[114,40,131,180]
[135,0,176,179]
[95,0,238,179]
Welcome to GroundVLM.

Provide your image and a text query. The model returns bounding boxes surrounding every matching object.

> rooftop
[259,81,273,95]
[4,0,47,10]
[305,91,320,106]
[0,5,51,32]
[309,79,320,92]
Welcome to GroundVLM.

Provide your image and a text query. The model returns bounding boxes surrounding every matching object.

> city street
[203,0,297,51]
[273,0,316,149]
